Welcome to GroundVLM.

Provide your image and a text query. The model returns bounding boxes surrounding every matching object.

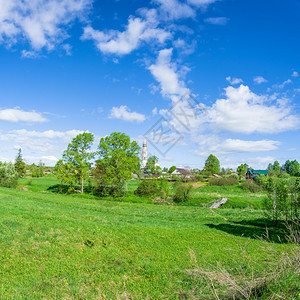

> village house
[245,169,269,180]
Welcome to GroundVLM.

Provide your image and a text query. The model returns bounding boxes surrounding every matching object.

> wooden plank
[209,198,228,209]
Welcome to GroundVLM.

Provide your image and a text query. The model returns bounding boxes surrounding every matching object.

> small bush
[158,179,171,199]
[0,162,18,188]
[241,180,262,192]
[194,174,206,182]
[208,177,237,186]
[173,183,194,203]
[134,180,159,196]
[254,174,268,190]
[229,173,239,181]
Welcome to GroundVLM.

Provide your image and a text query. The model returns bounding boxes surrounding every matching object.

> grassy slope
[0,179,297,298]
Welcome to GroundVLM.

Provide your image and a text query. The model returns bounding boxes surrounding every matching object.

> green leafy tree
[168,166,177,174]
[145,156,161,174]
[0,162,18,188]
[14,148,26,177]
[283,160,300,177]
[94,132,140,196]
[56,132,95,193]
[55,160,77,192]
[203,154,220,175]
[237,163,249,178]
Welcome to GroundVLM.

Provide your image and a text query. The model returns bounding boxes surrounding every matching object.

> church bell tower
[141,138,147,168]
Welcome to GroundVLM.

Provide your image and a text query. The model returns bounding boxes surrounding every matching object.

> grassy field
[0,177,297,298]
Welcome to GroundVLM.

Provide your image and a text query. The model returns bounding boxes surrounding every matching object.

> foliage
[283,160,300,177]
[134,180,159,196]
[158,179,171,199]
[56,133,95,193]
[31,160,45,178]
[208,177,237,186]
[173,183,194,202]
[263,178,300,225]
[237,163,249,178]
[95,132,140,196]
[203,154,220,175]
[145,155,161,174]
[0,162,18,188]
[241,180,262,193]
[253,174,268,190]
[168,166,176,174]
[14,148,26,177]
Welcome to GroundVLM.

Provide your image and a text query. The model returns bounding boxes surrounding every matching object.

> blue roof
[248,169,268,175]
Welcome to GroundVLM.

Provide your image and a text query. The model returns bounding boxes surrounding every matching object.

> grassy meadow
[0,177,298,298]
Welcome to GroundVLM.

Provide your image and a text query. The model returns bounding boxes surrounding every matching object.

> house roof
[248,169,268,176]
[176,168,191,175]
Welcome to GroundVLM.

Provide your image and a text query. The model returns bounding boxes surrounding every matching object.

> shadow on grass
[205,219,287,243]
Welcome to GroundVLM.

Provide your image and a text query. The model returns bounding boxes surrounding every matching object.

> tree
[237,163,249,178]
[283,160,300,177]
[0,162,18,188]
[55,133,95,193]
[145,156,161,175]
[14,148,26,177]
[94,132,140,196]
[168,166,176,174]
[203,154,220,175]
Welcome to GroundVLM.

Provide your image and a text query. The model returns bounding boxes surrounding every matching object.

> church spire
[141,138,147,168]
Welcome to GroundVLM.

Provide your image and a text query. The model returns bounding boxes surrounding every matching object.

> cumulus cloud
[0,0,91,51]
[0,108,47,123]
[149,48,189,99]
[153,0,195,20]
[0,128,87,165]
[193,134,280,156]
[204,17,229,25]
[82,12,171,56]
[253,76,268,84]
[226,76,243,85]
[109,105,146,122]
[206,85,299,134]
[187,0,219,7]
[291,71,299,78]
[273,79,293,89]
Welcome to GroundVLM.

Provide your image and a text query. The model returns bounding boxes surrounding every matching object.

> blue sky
[0,0,299,169]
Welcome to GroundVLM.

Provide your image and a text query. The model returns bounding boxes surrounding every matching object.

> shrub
[254,174,268,190]
[173,183,194,203]
[241,180,262,193]
[134,180,159,196]
[158,179,171,199]
[208,177,237,186]
[94,181,128,197]
[0,162,18,188]
[229,173,239,181]
[194,174,206,182]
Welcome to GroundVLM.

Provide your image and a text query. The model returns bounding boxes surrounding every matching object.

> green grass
[0,179,298,298]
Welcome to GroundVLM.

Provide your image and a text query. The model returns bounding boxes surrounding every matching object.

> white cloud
[0,108,47,123]
[0,0,91,51]
[109,105,146,122]
[153,0,196,20]
[187,0,219,7]
[193,134,280,156]
[0,128,88,165]
[273,79,292,89]
[204,17,229,25]
[82,13,171,56]
[253,76,268,84]
[291,71,299,78]
[226,76,243,85]
[149,48,189,98]
[173,38,197,55]
[206,85,299,134]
